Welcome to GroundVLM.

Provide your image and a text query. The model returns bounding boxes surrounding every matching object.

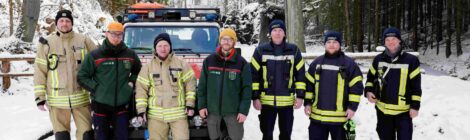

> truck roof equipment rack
[123,7,221,23]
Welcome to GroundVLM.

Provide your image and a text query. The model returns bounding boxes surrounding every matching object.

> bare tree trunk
[368,0,372,51]
[423,0,428,52]
[389,0,395,27]
[9,0,13,36]
[401,0,406,30]
[412,0,418,51]
[258,0,269,44]
[14,0,40,42]
[374,0,380,48]
[357,0,364,52]
[446,0,452,58]
[455,0,463,56]
[465,0,470,31]
[395,0,401,28]
[345,0,352,51]
[437,0,443,55]
[429,0,434,50]
[382,0,388,28]
[286,0,305,52]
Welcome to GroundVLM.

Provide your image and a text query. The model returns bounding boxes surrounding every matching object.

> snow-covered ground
[419,34,470,80]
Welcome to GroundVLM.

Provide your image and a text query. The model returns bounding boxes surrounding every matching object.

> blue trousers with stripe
[92,102,129,140]
[376,109,413,140]
[308,120,345,140]
[258,105,294,140]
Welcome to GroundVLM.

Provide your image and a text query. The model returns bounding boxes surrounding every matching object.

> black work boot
[54,131,71,140]
[83,130,95,140]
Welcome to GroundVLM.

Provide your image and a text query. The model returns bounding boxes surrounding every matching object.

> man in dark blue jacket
[304,30,363,140]
[250,19,306,140]
[365,27,422,140]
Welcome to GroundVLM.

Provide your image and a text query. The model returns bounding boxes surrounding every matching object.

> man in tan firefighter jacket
[33,10,97,140]
[135,33,197,140]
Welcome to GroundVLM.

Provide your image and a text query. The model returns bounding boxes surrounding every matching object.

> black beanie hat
[55,10,73,25]
[269,19,286,33]
[324,30,342,45]
[154,33,173,53]
[383,27,401,42]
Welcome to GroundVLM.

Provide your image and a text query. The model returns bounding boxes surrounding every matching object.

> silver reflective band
[272,24,281,28]
[262,55,295,61]
[327,37,337,40]
[386,33,397,37]
[378,62,409,69]
[316,64,341,71]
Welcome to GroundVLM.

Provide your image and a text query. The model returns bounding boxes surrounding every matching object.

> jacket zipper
[64,47,73,109]
[115,58,118,109]
[218,57,227,115]
[159,61,162,107]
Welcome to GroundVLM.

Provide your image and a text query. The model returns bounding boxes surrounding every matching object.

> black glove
[296,90,305,99]
[36,100,46,106]
[137,112,145,118]
[252,90,261,100]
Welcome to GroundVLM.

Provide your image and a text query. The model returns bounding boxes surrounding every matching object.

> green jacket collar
[102,38,127,56]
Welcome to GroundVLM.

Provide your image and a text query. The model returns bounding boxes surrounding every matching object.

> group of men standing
[249,20,421,140]
[33,9,421,140]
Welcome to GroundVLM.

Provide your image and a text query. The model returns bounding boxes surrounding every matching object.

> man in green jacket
[77,22,142,140]
[197,28,252,140]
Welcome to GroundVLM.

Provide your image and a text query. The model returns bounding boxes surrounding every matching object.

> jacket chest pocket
[123,60,132,71]
[73,46,86,65]
[266,61,275,83]
[227,71,239,81]
[169,68,182,86]
[265,60,291,82]
[152,73,164,106]
[152,73,162,86]
[47,52,67,89]
[283,60,292,81]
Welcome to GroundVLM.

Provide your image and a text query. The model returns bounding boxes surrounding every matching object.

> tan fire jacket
[34,31,97,109]
[136,54,196,122]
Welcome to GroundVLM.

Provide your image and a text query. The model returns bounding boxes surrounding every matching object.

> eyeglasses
[220,37,233,42]
[108,31,123,38]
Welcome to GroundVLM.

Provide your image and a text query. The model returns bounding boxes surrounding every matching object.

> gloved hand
[37,101,48,111]
[199,108,208,118]
[186,107,194,117]
[137,112,147,124]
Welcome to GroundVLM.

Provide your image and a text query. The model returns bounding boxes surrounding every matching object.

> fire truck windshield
[124,26,219,54]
